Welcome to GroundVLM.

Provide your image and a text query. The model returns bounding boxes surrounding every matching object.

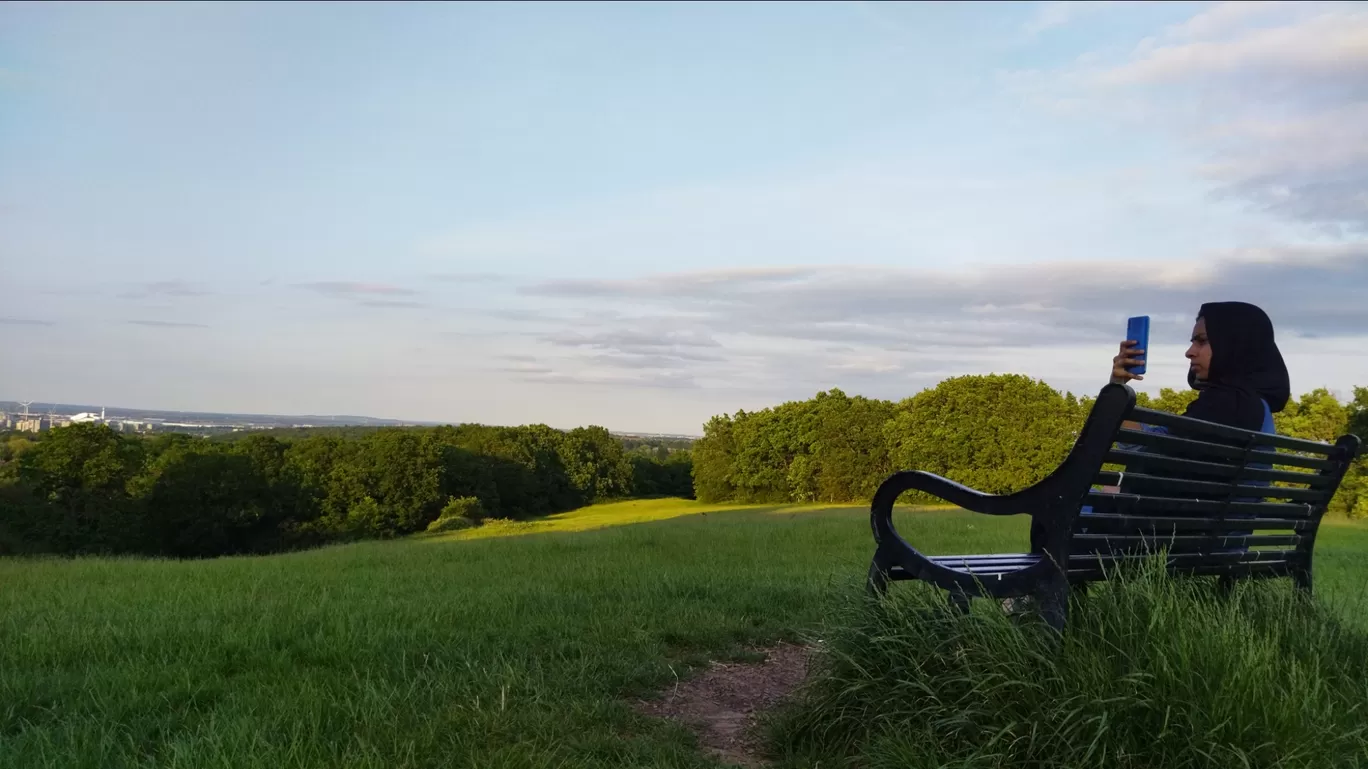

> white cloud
[1023,1,1123,37]
[1008,1,1368,235]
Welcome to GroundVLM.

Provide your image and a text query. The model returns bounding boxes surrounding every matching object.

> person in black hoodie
[1113,300,1290,433]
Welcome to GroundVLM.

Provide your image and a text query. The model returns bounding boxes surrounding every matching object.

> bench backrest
[1068,401,1360,577]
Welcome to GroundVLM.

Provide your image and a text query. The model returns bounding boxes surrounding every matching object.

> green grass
[2,501,1366,768]
[770,562,1368,769]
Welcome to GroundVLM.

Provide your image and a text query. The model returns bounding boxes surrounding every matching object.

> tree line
[3,373,1364,561]
[0,423,693,558]
[691,374,1368,517]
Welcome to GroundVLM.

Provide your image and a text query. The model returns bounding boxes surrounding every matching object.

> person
[1112,301,1289,433]
[1089,301,1290,551]
[1012,302,1290,615]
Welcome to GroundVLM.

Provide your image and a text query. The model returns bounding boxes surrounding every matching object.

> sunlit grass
[417,497,956,542]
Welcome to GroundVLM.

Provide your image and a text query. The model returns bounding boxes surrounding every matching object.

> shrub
[424,515,476,533]
[441,496,486,522]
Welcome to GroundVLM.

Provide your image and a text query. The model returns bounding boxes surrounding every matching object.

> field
[3,499,1367,768]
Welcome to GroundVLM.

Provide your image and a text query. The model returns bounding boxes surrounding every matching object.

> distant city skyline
[3,1,1367,434]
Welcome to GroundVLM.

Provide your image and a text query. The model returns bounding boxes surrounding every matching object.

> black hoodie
[1182,301,1290,431]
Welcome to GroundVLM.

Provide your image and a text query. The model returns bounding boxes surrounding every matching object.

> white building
[69,408,105,424]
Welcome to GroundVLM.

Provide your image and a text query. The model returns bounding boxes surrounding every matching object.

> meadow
[2,499,1366,768]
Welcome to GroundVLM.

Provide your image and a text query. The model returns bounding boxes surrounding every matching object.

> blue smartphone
[1126,315,1150,375]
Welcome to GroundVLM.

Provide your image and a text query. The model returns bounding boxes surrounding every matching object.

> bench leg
[948,590,970,615]
[1293,569,1313,595]
[867,548,894,597]
[1037,578,1069,633]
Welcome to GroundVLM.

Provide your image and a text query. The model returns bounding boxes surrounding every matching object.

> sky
[2,1,1367,434]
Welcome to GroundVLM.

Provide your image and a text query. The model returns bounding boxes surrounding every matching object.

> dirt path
[632,642,813,768]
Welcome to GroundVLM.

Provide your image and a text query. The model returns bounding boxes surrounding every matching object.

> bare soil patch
[633,642,813,768]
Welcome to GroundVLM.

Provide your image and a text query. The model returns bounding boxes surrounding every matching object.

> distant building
[70,408,105,424]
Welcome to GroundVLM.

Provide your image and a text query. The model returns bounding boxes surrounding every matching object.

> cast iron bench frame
[866,383,1362,631]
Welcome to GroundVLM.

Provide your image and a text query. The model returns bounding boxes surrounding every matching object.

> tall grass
[769,560,1368,769]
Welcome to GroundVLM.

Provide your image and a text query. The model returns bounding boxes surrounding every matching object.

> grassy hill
[2,500,1366,768]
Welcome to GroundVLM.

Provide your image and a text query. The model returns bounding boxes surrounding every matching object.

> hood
[1186,301,1291,414]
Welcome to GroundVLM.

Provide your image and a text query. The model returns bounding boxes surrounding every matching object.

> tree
[883,374,1081,497]
[136,444,273,557]
[1345,386,1368,441]
[1275,388,1348,443]
[1148,387,1199,416]
[691,414,739,503]
[11,424,146,553]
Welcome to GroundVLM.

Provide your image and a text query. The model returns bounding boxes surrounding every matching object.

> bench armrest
[871,470,1036,519]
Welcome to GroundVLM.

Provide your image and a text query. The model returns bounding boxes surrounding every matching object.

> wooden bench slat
[1081,493,1317,519]
[1093,471,1328,502]
[1130,407,1339,455]
[1102,449,1335,488]
[1115,429,1337,471]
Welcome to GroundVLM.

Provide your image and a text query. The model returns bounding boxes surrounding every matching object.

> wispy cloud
[495,245,1368,397]
[360,299,427,309]
[0,317,54,326]
[296,281,418,297]
[118,280,211,299]
[1022,0,1124,37]
[426,272,505,283]
[128,320,209,329]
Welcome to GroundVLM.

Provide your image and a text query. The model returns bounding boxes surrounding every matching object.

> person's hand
[1111,339,1145,384]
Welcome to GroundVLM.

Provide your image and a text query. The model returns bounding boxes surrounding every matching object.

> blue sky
[3,1,1366,433]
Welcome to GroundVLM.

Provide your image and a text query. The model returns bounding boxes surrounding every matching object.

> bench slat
[1102,449,1334,488]
[1073,512,1312,533]
[1115,429,1336,471]
[929,555,1040,571]
[1068,561,1299,580]
[1081,493,1317,519]
[1069,549,1304,567]
[1093,471,1327,502]
[1130,407,1338,455]
[1071,534,1303,554]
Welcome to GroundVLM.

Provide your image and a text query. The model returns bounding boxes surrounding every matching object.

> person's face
[1186,317,1211,381]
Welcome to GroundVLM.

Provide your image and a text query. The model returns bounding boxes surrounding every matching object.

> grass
[769,561,1368,769]
[1,500,1366,768]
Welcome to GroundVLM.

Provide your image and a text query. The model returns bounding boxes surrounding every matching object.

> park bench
[866,383,1362,631]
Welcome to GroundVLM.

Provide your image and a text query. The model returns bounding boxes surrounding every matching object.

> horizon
[4,1,1367,435]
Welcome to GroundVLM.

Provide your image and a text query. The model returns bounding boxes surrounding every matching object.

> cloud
[1022,1,1118,37]
[1013,2,1368,235]
[0,317,54,326]
[127,320,209,328]
[118,280,211,299]
[426,272,505,283]
[496,245,1368,398]
[512,367,699,390]
[360,299,427,309]
[296,281,418,297]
